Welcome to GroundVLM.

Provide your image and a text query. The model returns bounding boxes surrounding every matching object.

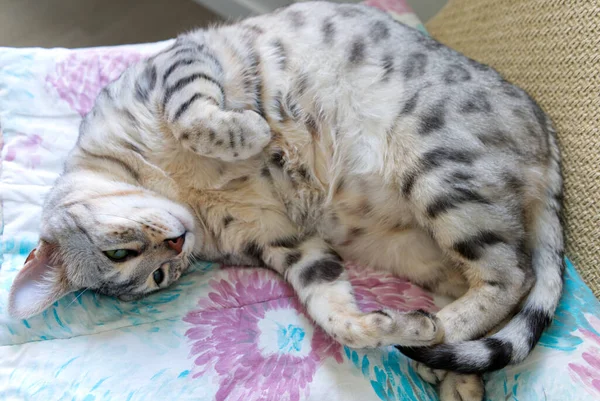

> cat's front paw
[176,107,272,162]
[207,110,271,162]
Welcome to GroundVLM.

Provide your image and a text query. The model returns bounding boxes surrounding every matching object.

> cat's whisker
[66,288,90,308]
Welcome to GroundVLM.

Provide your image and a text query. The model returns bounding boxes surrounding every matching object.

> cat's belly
[322,211,447,284]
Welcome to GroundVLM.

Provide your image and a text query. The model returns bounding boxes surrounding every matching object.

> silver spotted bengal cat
[8,3,564,400]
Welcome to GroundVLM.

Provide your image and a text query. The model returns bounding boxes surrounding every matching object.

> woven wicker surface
[426,0,599,296]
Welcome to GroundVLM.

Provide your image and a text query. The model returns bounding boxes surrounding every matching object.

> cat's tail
[397,125,565,374]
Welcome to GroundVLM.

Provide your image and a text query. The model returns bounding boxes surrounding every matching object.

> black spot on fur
[449,171,475,183]
[381,54,394,82]
[173,93,205,121]
[133,63,157,103]
[427,187,489,218]
[121,140,144,155]
[270,151,285,168]
[215,139,224,146]
[483,338,514,371]
[244,241,264,265]
[500,79,523,98]
[348,38,366,65]
[414,32,444,51]
[228,129,236,149]
[422,148,476,171]
[461,91,492,113]
[397,338,513,374]
[181,132,190,140]
[419,102,445,135]
[222,215,234,228]
[443,64,471,84]
[271,236,300,248]
[305,115,319,139]
[504,172,524,192]
[401,93,419,114]
[485,280,507,289]
[163,59,197,84]
[172,46,195,57]
[296,73,309,96]
[523,308,553,350]
[288,10,305,28]
[403,53,427,80]
[453,231,505,260]
[477,130,521,155]
[285,250,302,267]
[298,166,309,180]
[209,129,216,142]
[300,259,344,287]
[348,227,366,237]
[322,18,335,45]
[271,39,287,70]
[163,73,224,106]
[373,310,391,318]
[467,58,491,72]
[260,165,272,180]
[369,20,390,43]
[272,91,286,122]
[80,149,140,182]
[401,171,417,197]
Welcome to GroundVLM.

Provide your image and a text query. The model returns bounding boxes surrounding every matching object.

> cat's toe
[387,309,444,346]
[413,361,447,385]
[439,372,484,401]
[241,110,272,147]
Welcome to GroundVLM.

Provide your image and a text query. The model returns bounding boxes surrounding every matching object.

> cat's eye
[104,249,137,262]
[153,268,165,286]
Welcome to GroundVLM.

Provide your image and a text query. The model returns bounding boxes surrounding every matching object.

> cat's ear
[8,241,74,319]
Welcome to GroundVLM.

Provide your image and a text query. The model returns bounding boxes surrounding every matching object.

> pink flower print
[4,132,44,169]
[183,268,343,401]
[345,262,438,313]
[46,49,144,116]
[569,314,600,396]
[363,0,412,15]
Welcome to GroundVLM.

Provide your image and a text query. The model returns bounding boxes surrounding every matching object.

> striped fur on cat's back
[8,3,564,400]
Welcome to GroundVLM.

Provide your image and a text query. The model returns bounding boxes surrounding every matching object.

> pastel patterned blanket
[1,2,599,400]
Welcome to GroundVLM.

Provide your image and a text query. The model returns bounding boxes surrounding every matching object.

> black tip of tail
[396,338,513,374]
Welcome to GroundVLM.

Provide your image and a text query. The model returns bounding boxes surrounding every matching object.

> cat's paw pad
[413,361,447,385]
[439,373,484,401]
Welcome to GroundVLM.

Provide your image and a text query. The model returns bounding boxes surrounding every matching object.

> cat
[7,2,563,400]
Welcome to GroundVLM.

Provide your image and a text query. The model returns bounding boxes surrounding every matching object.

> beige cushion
[426,0,600,297]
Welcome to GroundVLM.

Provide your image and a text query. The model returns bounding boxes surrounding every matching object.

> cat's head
[8,171,198,319]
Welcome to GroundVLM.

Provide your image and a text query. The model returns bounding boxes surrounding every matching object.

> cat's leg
[258,236,444,348]
[402,166,534,344]
[150,43,272,162]
[401,170,533,401]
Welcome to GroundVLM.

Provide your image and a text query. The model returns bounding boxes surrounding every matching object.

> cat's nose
[166,234,185,254]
